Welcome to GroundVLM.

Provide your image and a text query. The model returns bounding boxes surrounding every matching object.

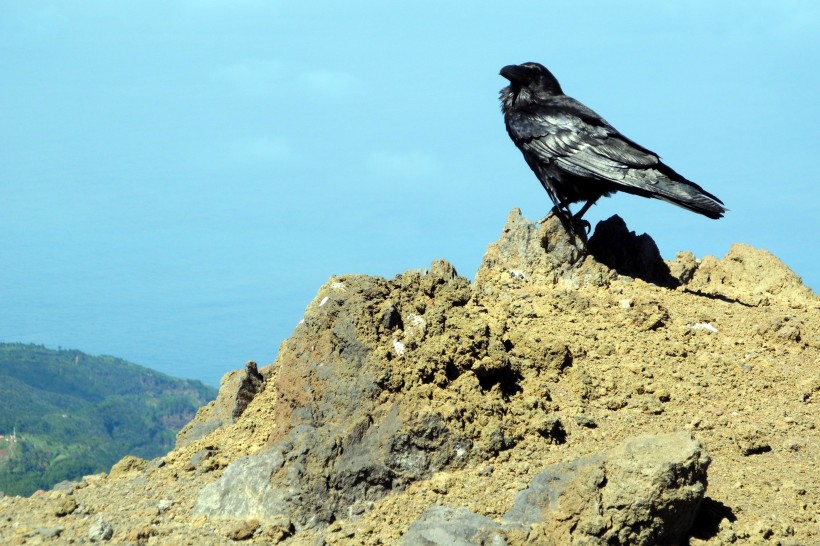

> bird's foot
[540,207,583,240]
[573,216,591,235]
[569,218,591,244]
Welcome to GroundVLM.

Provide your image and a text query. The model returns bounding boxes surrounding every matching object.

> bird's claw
[575,218,591,235]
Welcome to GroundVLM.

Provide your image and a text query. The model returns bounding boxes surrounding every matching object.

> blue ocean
[0,181,330,387]
[0,256,310,387]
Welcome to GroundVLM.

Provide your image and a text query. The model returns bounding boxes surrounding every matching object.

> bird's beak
[500,64,526,83]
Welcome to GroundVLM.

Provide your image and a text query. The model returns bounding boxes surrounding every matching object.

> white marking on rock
[330,281,347,291]
[689,322,718,333]
[319,296,330,307]
[407,313,425,327]
[392,339,405,356]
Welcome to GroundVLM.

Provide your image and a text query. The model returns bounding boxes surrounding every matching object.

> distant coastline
[0,343,217,496]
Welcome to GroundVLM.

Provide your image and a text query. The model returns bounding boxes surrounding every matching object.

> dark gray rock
[401,432,709,546]
[195,406,470,529]
[504,431,709,545]
[232,360,265,420]
[184,448,216,472]
[504,452,603,525]
[400,505,518,546]
[195,446,288,521]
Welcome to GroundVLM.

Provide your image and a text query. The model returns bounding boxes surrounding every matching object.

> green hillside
[0,343,217,496]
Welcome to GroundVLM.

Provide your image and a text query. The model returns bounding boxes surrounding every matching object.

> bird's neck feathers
[499,86,515,112]
[500,83,561,113]
[500,85,531,112]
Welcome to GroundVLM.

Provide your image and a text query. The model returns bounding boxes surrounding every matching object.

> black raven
[500,62,726,227]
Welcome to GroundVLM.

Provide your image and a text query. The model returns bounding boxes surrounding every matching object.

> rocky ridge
[0,209,817,545]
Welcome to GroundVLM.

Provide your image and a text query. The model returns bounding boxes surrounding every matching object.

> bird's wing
[507,98,661,184]
[508,98,725,216]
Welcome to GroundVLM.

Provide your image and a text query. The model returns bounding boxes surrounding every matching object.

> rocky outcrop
[176,360,266,448]
[505,432,709,545]
[194,263,482,528]
[0,209,817,546]
[403,431,709,546]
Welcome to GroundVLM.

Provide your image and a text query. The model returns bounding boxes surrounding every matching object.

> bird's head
[499,63,563,108]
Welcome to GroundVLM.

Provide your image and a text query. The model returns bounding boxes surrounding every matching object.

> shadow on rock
[688,497,737,542]
[681,288,755,307]
[588,215,678,288]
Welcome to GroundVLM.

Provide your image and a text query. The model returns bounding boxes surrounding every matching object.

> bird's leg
[571,197,600,235]
[572,197,599,222]
[538,195,592,245]
[539,197,574,225]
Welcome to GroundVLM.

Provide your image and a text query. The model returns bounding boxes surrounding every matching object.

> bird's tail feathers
[622,164,727,219]
[645,176,727,219]
[654,191,727,219]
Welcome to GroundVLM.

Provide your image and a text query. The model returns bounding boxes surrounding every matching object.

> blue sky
[1,2,818,384]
